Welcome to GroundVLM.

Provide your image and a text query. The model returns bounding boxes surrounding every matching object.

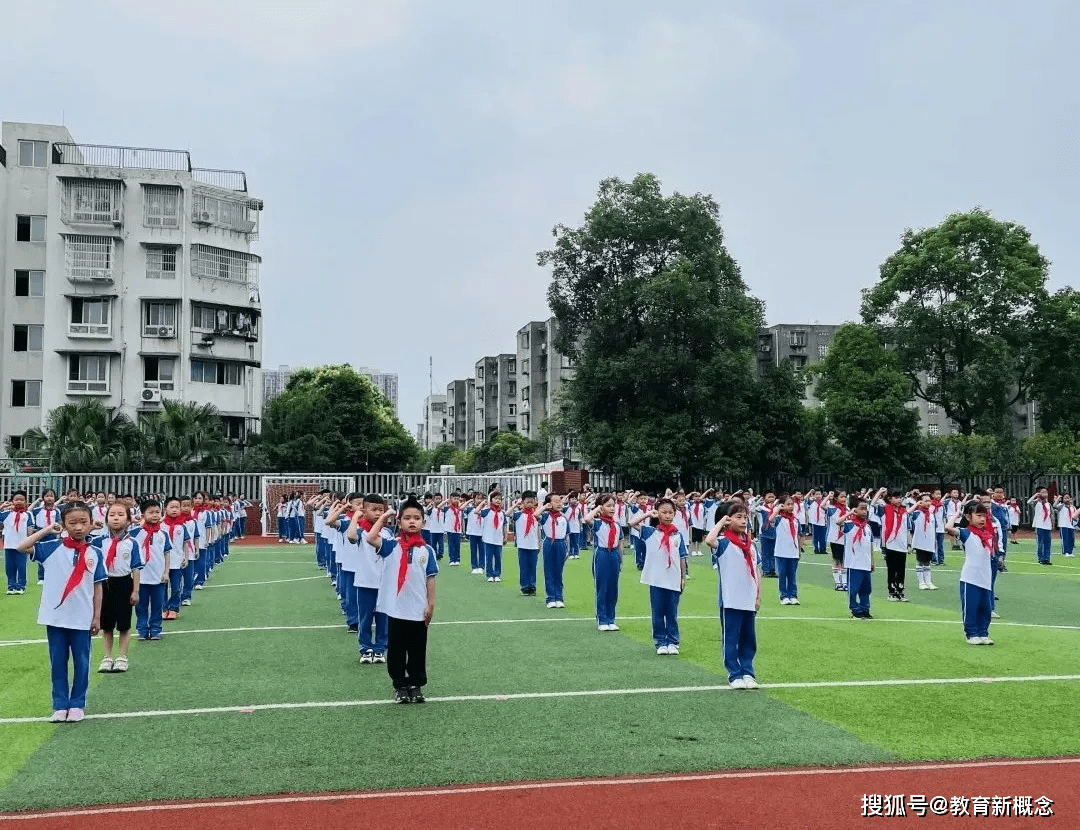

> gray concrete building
[517,318,575,460]
[474,354,517,444]
[421,393,448,450]
[445,378,475,450]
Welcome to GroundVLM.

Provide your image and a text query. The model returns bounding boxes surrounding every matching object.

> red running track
[2,758,1076,829]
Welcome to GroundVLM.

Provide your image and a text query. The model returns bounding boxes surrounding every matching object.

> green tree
[540,174,763,486]
[745,362,816,490]
[137,400,230,472]
[19,400,142,472]
[814,323,923,480]
[861,209,1049,435]
[1011,430,1080,493]
[261,365,418,472]
[413,443,458,473]
[923,433,998,489]
[471,431,541,473]
[1028,288,1080,433]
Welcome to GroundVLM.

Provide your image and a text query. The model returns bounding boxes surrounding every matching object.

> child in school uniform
[326,494,363,632]
[17,501,107,722]
[628,492,651,570]
[705,505,761,689]
[1008,499,1021,545]
[842,497,876,619]
[909,493,939,591]
[192,493,211,589]
[615,492,630,551]
[162,497,191,620]
[28,490,60,586]
[1028,488,1053,565]
[586,494,622,630]
[689,494,706,556]
[1056,494,1076,558]
[420,494,434,547]
[806,490,828,555]
[443,492,465,566]
[130,500,172,641]
[464,493,485,574]
[96,502,142,673]
[754,493,778,579]
[565,493,583,559]
[2,490,32,594]
[770,495,803,605]
[479,493,507,583]
[427,493,446,561]
[365,497,438,704]
[823,491,848,591]
[874,488,911,601]
[946,502,996,645]
[541,493,569,608]
[511,491,541,597]
[631,498,688,655]
[178,498,198,608]
[345,494,391,664]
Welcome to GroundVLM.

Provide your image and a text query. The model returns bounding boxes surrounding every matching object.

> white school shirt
[184,518,200,559]
[842,521,875,571]
[1009,505,1021,527]
[944,498,961,523]
[375,539,438,621]
[512,510,540,550]
[336,515,360,573]
[713,536,759,612]
[92,504,108,525]
[592,518,622,550]
[313,508,325,536]
[703,499,722,531]
[876,503,910,552]
[32,537,108,629]
[825,505,845,546]
[957,528,993,590]
[426,505,444,534]
[541,509,568,541]
[1031,500,1053,530]
[480,508,507,546]
[808,499,827,527]
[689,502,706,531]
[932,502,945,534]
[194,510,211,550]
[30,506,60,535]
[673,505,691,540]
[276,503,287,519]
[0,509,32,548]
[444,504,465,535]
[639,524,688,591]
[771,514,801,559]
[129,526,172,584]
[1057,505,1074,531]
[464,505,483,537]
[909,507,937,552]
[565,504,583,533]
[95,534,143,578]
[162,521,191,569]
[628,505,650,538]
[345,519,392,589]
[537,487,548,507]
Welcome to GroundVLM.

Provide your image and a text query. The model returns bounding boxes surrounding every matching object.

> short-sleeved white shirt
[375,538,438,621]
[94,534,143,577]
[129,527,172,584]
[842,521,874,571]
[592,518,622,550]
[513,511,540,550]
[0,509,32,548]
[713,536,758,612]
[33,538,107,629]
[480,508,507,546]
[541,510,568,541]
[958,528,993,590]
[772,514,801,559]
[639,525,687,591]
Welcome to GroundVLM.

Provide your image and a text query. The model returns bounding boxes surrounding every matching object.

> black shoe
[521,589,530,596]
[347,625,359,633]
[764,572,778,578]
[408,686,425,704]
[998,565,1008,572]
[864,613,874,619]
[393,688,411,704]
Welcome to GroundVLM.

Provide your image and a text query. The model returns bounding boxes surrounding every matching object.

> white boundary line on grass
[2,673,1080,725]
[3,613,1080,649]
[3,757,1080,822]
[199,576,326,589]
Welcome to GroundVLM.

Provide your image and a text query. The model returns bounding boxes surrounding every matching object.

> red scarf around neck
[782,513,798,541]
[396,532,427,593]
[449,504,463,533]
[57,537,91,607]
[722,530,755,578]
[849,516,868,545]
[883,504,906,542]
[598,515,618,548]
[140,523,161,562]
[656,522,679,566]
[915,505,932,532]
[9,506,27,532]
[519,509,535,538]
[968,520,997,553]
[489,505,502,530]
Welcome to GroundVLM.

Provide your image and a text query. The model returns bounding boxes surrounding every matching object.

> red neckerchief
[832,505,847,541]
[915,505,932,532]
[546,508,562,535]
[849,516,868,545]
[793,498,802,515]
[396,532,426,593]
[519,509,535,538]
[782,513,798,542]
[656,522,679,567]
[815,500,825,522]
[678,506,690,529]
[449,504,463,533]
[105,534,125,570]
[9,506,27,532]
[691,503,702,521]
[883,504,906,542]
[598,515,618,548]
[968,521,997,553]
[357,517,374,534]
[1040,501,1049,522]
[931,499,943,512]
[192,506,206,519]
[140,523,161,562]
[489,505,502,530]
[57,537,91,607]
[163,515,186,542]
[722,530,755,578]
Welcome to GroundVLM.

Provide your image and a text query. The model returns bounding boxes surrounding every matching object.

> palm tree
[19,400,142,472]
[138,400,230,472]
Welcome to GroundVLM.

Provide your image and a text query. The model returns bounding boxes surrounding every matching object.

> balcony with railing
[64,235,117,283]
[191,188,260,238]
[53,143,190,171]
[61,179,123,226]
[190,244,260,293]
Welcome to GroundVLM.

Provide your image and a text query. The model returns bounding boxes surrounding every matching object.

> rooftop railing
[53,143,191,171]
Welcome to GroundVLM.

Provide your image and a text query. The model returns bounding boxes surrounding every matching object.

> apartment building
[445,378,475,450]
[0,121,264,457]
[473,354,517,445]
[421,394,448,450]
[516,318,575,459]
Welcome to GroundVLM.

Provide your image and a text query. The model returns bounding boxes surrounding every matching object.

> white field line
[199,576,326,589]
[2,674,1080,725]
[4,757,1080,821]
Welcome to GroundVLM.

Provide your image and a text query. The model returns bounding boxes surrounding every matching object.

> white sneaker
[554,601,565,608]
[493,576,501,582]
[888,595,899,602]
[487,577,495,583]
[194,584,204,590]
[608,623,620,631]
[656,645,669,655]
[927,583,938,590]
[780,597,790,605]
[983,637,995,645]
[181,599,192,606]
[966,636,982,645]
[729,677,746,689]
[790,598,800,605]
[990,610,1000,618]
[49,710,68,723]
[359,652,373,664]
[66,708,85,723]
[598,624,610,631]
[546,601,557,609]
[668,644,680,655]
[742,676,759,690]
[919,584,929,590]
[98,657,113,673]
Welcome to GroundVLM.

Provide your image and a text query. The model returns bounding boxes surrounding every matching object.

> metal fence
[53,142,191,171]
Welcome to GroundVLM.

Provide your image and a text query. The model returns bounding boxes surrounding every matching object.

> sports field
[2,538,1078,825]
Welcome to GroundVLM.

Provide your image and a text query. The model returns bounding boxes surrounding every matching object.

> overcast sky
[4,0,1077,430]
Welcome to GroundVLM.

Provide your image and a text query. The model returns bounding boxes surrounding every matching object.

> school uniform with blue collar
[541,508,569,605]
[426,503,445,560]
[592,517,622,628]
[29,505,61,585]
[349,519,391,660]
[755,503,777,577]
[1058,503,1075,557]
[1030,497,1053,564]
[628,504,650,570]
[443,503,465,565]
[512,508,540,595]
[640,524,688,651]
[842,519,875,618]
[130,524,172,639]
[2,507,32,593]
[712,531,760,684]
[335,514,361,630]
[193,508,211,587]
[807,498,828,555]
[957,526,995,641]
[565,503,582,558]
[375,535,439,692]
[163,519,192,614]
[479,506,506,580]
[30,535,108,714]
[464,504,484,572]
[181,514,199,605]
[771,512,801,603]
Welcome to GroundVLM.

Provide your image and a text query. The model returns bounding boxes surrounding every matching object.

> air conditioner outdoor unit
[144,325,175,338]
[111,209,122,224]
[141,388,162,404]
[200,334,215,345]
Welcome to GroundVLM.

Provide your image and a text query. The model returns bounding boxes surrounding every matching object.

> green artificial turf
[1,536,1077,811]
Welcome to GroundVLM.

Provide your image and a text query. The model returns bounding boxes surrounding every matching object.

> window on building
[476,430,484,443]
[508,381,516,395]
[7,435,24,452]
[522,358,530,375]
[817,344,829,358]
[14,270,45,297]
[64,180,121,224]
[222,416,245,441]
[928,423,940,437]
[143,357,175,390]
[928,402,939,414]
[70,298,110,333]
[146,245,178,279]
[507,422,516,432]
[13,324,43,352]
[521,387,529,401]
[10,380,42,407]
[790,330,807,347]
[490,364,497,378]
[508,404,516,415]
[18,140,48,167]
[508,359,516,375]
[191,305,215,330]
[144,185,181,228]
[190,359,242,385]
[488,384,497,398]
[476,366,484,380]
[144,302,177,328]
[16,215,46,242]
[520,331,529,349]
[65,235,113,280]
[522,413,530,431]
[563,354,574,368]
[68,355,109,393]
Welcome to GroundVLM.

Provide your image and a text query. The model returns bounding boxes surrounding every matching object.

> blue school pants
[720,608,757,683]
[935,532,946,565]
[238,516,247,537]
[518,547,538,592]
[485,543,503,579]
[468,535,483,570]
[355,586,387,654]
[543,538,567,602]
[759,536,776,575]
[136,582,166,638]
[421,529,432,546]
[431,533,444,560]
[960,580,992,638]
[650,586,680,647]
[848,568,872,617]
[316,537,326,568]
[5,549,26,592]
[167,569,183,612]
[180,559,195,603]
[593,546,621,626]
[194,549,207,586]
[446,532,461,564]
[339,569,357,625]
[1036,528,1051,563]
[580,527,590,551]
[568,530,580,558]
[46,626,91,711]
[631,536,645,570]
[775,556,798,601]
[811,524,827,554]
[1061,528,1075,556]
